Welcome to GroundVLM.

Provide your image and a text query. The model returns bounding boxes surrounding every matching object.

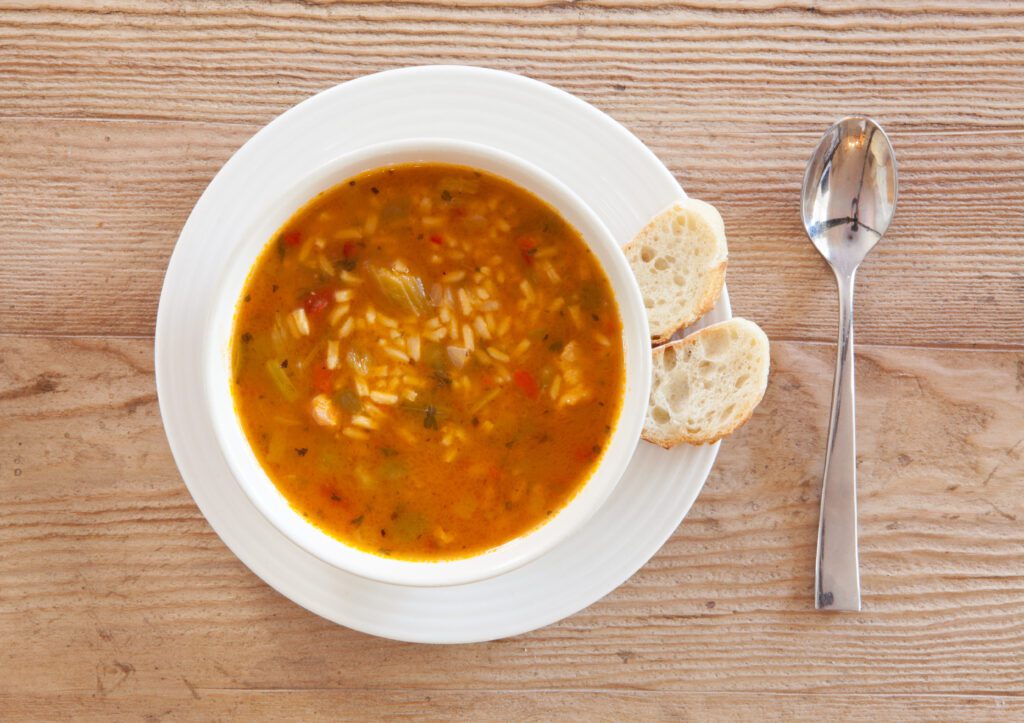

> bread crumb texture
[643,318,770,448]
[625,198,728,345]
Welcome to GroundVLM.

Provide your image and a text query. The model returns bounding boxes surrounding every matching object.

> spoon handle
[815,270,862,611]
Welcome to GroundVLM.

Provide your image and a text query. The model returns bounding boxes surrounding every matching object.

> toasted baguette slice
[625,198,728,345]
[643,318,769,448]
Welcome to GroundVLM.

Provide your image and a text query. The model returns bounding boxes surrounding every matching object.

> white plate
[156,65,730,644]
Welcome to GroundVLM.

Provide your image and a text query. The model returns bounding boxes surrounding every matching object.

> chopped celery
[370,265,429,315]
[265,359,298,401]
[335,388,362,413]
[232,342,247,383]
[379,457,408,481]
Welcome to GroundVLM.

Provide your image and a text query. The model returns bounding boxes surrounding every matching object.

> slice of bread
[625,198,728,345]
[643,318,770,448]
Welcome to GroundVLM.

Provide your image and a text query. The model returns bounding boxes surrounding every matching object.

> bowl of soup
[206,139,650,586]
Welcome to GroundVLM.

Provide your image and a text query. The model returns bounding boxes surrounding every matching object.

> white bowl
[205,138,651,587]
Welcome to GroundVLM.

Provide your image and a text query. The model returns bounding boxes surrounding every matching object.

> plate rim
[155,64,730,644]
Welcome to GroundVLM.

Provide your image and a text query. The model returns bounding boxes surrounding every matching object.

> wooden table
[3,2,1022,719]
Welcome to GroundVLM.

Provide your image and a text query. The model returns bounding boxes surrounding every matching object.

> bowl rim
[204,137,651,587]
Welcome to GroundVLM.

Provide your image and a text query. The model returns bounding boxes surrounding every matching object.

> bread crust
[642,318,770,448]
[625,198,729,346]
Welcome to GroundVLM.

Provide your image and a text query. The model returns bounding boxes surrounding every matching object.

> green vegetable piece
[422,340,445,369]
[379,457,408,481]
[336,388,362,413]
[423,405,439,430]
[393,509,428,540]
[370,265,429,315]
[265,359,298,401]
[232,343,247,384]
[579,282,603,312]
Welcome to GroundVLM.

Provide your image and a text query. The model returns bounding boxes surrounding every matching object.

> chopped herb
[505,439,516,449]
[433,369,452,387]
[240,332,253,343]
[350,514,364,527]
[371,186,380,195]
[337,258,357,272]
[276,235,286,259]
[272,284,279,293]
[330,493,341,502]
[349,180,356,186]
[280,359,289,369]
[440,189,452,202]
[295,447,308,456]
[592,445,602,454]
[244,294,251,303]
[471,416,480,427]
[591,313,600,322]
[380,529,387,537]
[423,405,439,430]
[548,341,564,353]
[380,447,398,457]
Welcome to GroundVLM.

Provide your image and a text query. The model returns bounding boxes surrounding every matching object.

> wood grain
[4,1,1023,718]
[1,336,1021,717]
[2,690,1022,722]
[2,117,1022,346]
[2,1,1023,133]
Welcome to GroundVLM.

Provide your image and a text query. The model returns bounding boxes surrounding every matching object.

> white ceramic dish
[156,65,729,643]
[206,138,651,587]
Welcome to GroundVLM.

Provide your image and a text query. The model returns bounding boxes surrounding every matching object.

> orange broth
[231,163,624,560]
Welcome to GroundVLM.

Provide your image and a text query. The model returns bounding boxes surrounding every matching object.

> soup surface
[231,163,624,560]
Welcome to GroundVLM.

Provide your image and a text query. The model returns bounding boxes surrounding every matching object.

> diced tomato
[284,231,302,247]
[342,241,358,259]
[304,289,332,316]
[429,234,444,245]
[512,369,539,400]
[517,236,537,265]
[312,365,333,394]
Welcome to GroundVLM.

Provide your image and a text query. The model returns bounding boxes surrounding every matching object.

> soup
[231,163,624,560]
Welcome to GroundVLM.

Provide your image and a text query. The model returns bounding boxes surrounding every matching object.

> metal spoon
[801,116,898,611]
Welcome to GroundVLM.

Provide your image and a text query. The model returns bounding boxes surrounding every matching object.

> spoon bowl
[802,116,898,611]
[802,117,898,273]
